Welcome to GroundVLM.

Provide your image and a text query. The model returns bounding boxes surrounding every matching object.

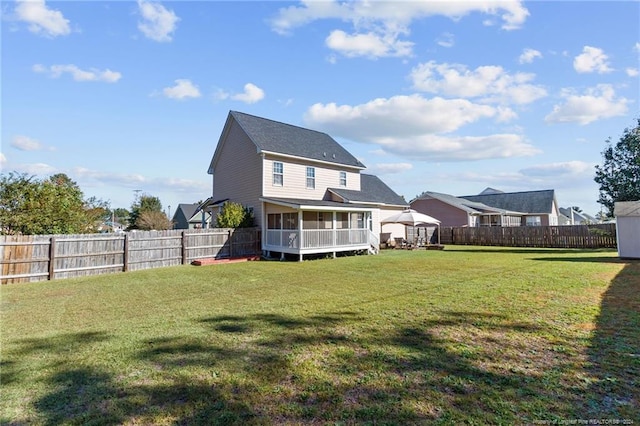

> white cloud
[436,32,455,48]
[72,167,209,193]
[0,153,6,166]
[230,83,265,104]
[545,84,629,125]
[410,61,547,105]
[626,68,639,77]
[137,0,179,42]
[162,79,201,100]
[14,0,70,37]
[33,64,122,83]
[270,1,528,58]
[381,133,540,162]
[519,161,595,178]
[326,30,413,58]
[634,42,640,53]
[12,162,58,175]
[304,95,539,162]
[366,163,413,175]
[518,48,542,64]
[73,167,146,186]
[573,46,613,74]
[271,1,529,35]
[11,135,54,151]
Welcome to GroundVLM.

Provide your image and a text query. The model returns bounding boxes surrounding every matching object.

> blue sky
[2,0,639,217]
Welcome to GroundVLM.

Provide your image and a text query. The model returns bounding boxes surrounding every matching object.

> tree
[215,201,254,228]
[594,118,640,217]
[0,172,108,235]
[136,210,172,230]
[129,194,170,230]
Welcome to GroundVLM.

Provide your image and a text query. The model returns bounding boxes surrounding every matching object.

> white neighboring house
[199,111,408,260]
[559,207,596,225]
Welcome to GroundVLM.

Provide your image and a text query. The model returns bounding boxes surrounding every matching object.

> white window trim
[339,171,347,187]
[273,161,283,186]
[306,166,315,189]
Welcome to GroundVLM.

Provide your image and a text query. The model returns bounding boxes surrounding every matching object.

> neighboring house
[411,188,560,227]
[172,203,211,229]
[558,207,595,225]
[200,111,407,260]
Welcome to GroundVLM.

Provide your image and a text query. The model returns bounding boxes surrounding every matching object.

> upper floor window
[306,167,315,189]
[339,171,347,187]
[273,162,283,186]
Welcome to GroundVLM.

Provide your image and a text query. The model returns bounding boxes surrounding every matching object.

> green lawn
[1,246,638,425]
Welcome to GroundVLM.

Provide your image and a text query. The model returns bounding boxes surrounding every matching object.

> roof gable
[328,174,407,206]
[229,111,365,168]
[175,203,199,220]
[416,191,508,214]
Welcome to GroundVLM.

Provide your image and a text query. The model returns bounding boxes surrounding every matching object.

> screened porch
[263,208,377,259]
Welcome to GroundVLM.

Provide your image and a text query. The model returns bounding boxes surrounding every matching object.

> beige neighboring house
[200,111,408,260]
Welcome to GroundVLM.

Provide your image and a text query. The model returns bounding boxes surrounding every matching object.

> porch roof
[260,197,373,212]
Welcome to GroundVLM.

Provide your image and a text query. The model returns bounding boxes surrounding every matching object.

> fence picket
[0,228,261,284]
[440,224,616,249]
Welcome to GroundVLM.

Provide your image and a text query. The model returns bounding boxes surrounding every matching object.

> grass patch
[1,246,638,424]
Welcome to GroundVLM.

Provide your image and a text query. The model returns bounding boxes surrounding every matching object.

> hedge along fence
[0,228,261,284]
[439,223,617,249]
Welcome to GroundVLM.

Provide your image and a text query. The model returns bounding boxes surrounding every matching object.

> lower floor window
[526,216,542,226]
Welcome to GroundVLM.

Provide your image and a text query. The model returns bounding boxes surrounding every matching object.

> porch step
[191,256,260,266]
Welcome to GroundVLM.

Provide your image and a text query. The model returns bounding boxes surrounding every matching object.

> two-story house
[202,111,408,260]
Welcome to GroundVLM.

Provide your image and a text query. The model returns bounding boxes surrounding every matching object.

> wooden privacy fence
[439,224,617,249]
[0,228,261,284]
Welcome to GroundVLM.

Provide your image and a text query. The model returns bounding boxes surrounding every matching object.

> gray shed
[614,201,640,259]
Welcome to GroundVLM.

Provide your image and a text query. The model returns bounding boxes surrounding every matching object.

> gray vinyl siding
[211,119,264,226]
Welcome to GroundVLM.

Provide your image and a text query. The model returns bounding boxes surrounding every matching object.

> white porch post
[298,210,304,262]
[332,211,337,258]
[262,201,267,256]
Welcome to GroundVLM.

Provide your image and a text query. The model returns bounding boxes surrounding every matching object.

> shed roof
[229,111,365,169]
[614,201,640,217]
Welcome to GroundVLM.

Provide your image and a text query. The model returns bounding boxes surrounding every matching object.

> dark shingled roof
[329,174,407,206]
[230,111,365,168]
[416,191,513,214]
[461,189,556,214]
[259,197,374,210]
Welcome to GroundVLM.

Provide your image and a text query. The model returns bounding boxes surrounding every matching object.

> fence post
[182,231,187,265]
[123,233,129,272]
[48,236,56,280]
[228,229,233,258]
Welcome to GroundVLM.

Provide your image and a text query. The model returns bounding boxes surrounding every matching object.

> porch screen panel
[283,213,298,229]
[303,211,317,229]
[336,212,349,229]
[267,214,282,229]
[351,212,364,229]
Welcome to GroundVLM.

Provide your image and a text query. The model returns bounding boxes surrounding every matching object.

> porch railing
[265,229,369,250]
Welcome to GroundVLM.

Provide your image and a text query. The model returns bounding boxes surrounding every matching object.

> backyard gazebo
[381,209,442,248]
